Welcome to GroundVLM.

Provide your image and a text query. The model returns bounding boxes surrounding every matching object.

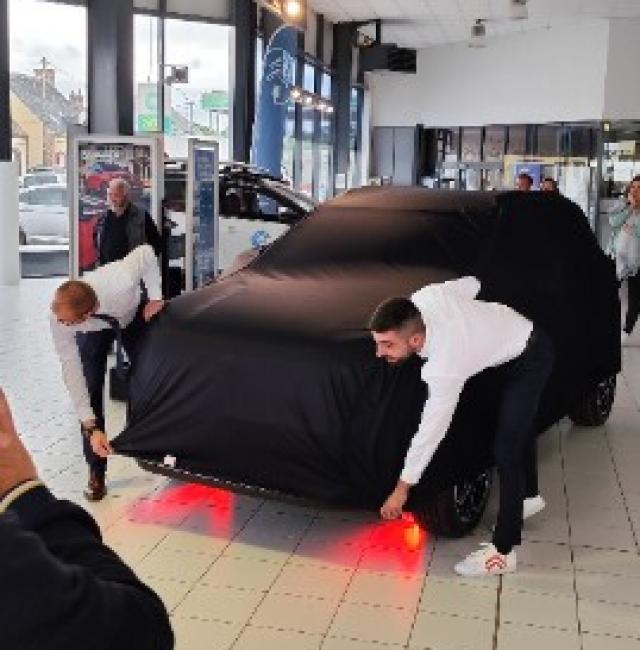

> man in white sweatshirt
[50,245,165,501]
[369,276,554,576]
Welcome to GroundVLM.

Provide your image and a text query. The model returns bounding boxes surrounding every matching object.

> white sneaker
[523,495,546,520]
[622,331,631,346]
[454,542,516,577]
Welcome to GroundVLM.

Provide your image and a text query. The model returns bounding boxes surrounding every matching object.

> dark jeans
[492,327,555,555]
[76,313,146,477]
[624,272,640,334]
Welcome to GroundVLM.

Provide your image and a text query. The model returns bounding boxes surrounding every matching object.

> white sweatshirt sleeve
[400,374,466,485]
[50,316,95,423]
[124,245,162,301]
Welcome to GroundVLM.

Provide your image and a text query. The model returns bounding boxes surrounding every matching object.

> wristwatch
[82,424,100,440]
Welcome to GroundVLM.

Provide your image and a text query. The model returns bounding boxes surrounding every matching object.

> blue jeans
[492,328,555,555]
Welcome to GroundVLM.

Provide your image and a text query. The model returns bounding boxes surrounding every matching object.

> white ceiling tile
[307,0,640,48]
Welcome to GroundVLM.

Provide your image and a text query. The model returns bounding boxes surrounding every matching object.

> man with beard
[369,277,554,577]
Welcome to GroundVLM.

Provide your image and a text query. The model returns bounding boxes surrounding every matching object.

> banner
[252,25,297,177]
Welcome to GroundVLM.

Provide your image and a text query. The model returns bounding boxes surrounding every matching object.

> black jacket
[0,486,174,650]
[97,202,163,266]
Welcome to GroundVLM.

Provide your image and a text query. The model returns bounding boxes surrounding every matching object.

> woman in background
[608,176,640,345]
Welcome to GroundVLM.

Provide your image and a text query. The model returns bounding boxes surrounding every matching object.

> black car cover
[113,188,620,510]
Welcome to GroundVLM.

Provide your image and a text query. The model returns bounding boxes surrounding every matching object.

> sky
[9,0,232,103]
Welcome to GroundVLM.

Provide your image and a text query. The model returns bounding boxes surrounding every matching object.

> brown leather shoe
[84,472,107,501]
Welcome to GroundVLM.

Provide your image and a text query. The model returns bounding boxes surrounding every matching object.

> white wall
[369,20,610,127]
[603,19,640,120]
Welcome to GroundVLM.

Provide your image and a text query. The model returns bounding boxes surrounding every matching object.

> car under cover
[112,188,620,511]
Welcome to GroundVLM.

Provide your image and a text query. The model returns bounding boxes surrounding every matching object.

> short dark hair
[543,177,558,190]
[369,297,423,333]
[517,172,533,185]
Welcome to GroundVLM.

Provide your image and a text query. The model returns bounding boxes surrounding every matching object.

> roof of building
[10,73,81,135]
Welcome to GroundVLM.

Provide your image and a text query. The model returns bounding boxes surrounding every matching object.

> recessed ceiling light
[509,0,528,21]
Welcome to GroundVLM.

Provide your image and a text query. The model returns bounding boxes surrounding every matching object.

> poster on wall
[186,139,219,290]
[70,135,161,277]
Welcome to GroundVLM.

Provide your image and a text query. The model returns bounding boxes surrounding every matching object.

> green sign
[137,115,158,132]
[201,90,228,111]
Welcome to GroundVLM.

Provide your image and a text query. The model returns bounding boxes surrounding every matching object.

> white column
[0,160,20,285]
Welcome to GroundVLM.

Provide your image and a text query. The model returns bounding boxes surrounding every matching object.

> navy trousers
[492,328,555,555]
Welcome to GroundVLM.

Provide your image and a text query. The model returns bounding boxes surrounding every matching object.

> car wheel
[414,469,493,538]
[569,375,616,427]
[19,227,26,245]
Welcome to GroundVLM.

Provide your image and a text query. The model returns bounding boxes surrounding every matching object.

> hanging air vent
[469,20,487,48]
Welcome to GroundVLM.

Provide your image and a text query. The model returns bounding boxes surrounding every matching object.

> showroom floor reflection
[2,279,640,650]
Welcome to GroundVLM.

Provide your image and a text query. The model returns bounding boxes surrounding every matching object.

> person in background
[607,175,640,345]
[0,388,174,650]
[50,245,165,501]
[515,173,534,192]
[540,177,559,193]
[370,277,554,577]
[98,178,162,266]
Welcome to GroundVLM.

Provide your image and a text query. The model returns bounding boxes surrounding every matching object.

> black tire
[18,227,27,245]
[569,375,616,427]
[413,469,493,537]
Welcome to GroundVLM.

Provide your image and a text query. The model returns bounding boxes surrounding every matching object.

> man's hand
[89,430,113,458]
[143,300,165,322]
[0,389,38,497]
[380,481,410,520]
[623,222,635,233]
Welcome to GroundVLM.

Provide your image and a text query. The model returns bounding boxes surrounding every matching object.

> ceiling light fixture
[284,0,302,18]
[509,0,528,21]
[468,19,487,48]
[258,0,306,29]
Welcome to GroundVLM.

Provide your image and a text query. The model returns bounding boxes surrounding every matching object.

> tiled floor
[2,278,640,650]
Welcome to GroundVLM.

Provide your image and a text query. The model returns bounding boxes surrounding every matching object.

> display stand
[69,134,162,278]
[185,139,219,291]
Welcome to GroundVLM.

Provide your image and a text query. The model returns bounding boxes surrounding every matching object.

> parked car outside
[18,184,69,246]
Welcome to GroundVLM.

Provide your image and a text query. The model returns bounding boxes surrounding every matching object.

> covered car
[113,188,620,536]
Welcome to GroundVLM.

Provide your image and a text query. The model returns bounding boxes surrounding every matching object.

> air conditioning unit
[360,43,417,74]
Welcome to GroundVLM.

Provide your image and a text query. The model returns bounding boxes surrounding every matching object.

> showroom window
[347,86,363,189]
[134,13,232,161]
[317,71,333,201]
[299,63,315,197]
[134,14,160,134]
[9,0,88,278]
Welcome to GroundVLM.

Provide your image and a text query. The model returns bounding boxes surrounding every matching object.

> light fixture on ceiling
[258,0,306,29]
[283,0,302,18]
[469,20,487,48]
[290,86,302,100]
[509,0,528,21]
